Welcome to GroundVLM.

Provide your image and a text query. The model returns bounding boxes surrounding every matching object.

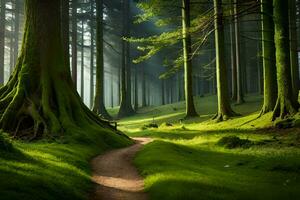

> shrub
[0,133,14,151]
[217,136,253,149]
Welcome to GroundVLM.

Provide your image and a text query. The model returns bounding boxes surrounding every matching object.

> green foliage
[217,136,253,149]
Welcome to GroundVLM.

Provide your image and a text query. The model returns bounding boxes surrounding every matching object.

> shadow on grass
[136,140,300,200]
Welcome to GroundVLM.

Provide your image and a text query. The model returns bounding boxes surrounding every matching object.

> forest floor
[90,137,151,200]
[109,95,300,200]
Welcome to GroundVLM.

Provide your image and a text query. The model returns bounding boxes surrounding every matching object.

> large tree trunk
[118,0,134,118]
[0,0,124,140]
[260,0,277,115]
[93,0,110,119]
[272,0,299,120]
[61,0,70,71]
[0,0,5,85]
[182,0,198,118]
[234,0,244,104]
[289,0,300,99]
[71,0,77,88]
[213,0,237,121]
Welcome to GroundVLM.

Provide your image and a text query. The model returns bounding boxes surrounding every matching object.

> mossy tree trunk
[0,0,117,139]
[213,0,237,121]
[93,0,110,119]
[61,0,70,71]
[272,0,299,120]
[118,0,135,118]
[90,0,95,108]
[182,0,198,118]
[259,0,277,115]
[0,0,5,85]
[71,0,77,88]
[80,20,84,99]
[289,0,299,99]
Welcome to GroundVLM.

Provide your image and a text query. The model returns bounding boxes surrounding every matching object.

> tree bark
[90,0,95,108]
[14,0,20,67]
[71,0,77,88]
[61,0,70,72]
[289,0,300,99]
[213,0,237,121]
[230,0,237,101]
[0,0,122,139]
[260,0,277,115]
[80,20,84,99]
[0,0,5,85]
[93,0,110,119]
[182,0,198,118]
[272,0,299,120]
[118,0,135,118]
[234,0,244,104]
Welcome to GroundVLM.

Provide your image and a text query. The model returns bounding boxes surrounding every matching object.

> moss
[217,136,253,149]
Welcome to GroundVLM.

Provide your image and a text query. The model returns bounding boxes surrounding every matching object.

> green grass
[0,128,131,200]
[112,95,300,200]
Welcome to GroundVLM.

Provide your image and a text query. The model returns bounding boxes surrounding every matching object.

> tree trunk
[230,0,237,101]
[142,66,146,107]
[80,20,84,99]
[0,0,123,140]
[260,0,277,115]
[61,0,70,72]
[118,0,135,118]
[71,0,77,88]
[134,65,138,110]
[182,0,198,118]
[213,0,237,121]
[14,0,20,67]
[234,0,244,104]
[90,0,95,108]
[289,0,300,99]
[0,0,5,84]
[272,0,299,120]
[93,0,110,119]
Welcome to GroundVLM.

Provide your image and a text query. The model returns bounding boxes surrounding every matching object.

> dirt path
[90,137,152,200]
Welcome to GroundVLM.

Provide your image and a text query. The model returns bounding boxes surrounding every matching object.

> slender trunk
[142,66,146,107]
[272,0,299,120]
[9,18,14,74]
[213,0,237,121]
[0,0,5,84]
[234,0,244,104]
[71,0,77,88]
[161,79,165,105]
[93,0,110,119]
[230,0,237,101]
[182,0,198,118]
[90,0,95,108]
[134,65,138,110]
[111,72,114,108]
[260,0,277,115]
[289,0,300,98]
[80,20,84,99]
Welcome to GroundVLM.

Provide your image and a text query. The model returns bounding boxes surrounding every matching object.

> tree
[0,0,5,85]
[182,0,198,118]
[272,0,299,120]
[61,0,70,71]
[213,0,237,121]
[71,0,78,88]
[259,0,277,115]
[93,0,111,119]
[289,0,299,99]
[234,0,244,104]
[0,0,121,139]
[230,0,237,101]
[90,0,95,108]
[118,0,135,118]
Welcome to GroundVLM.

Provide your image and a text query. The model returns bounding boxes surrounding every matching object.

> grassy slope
[111,95,300,200]
[0,127,131,200]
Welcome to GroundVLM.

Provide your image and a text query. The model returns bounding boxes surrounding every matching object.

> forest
[0,0,300,199]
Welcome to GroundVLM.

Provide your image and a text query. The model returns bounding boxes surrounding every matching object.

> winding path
[90,137,152,200]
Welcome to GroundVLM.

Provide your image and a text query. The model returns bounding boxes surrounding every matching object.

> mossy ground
[0,129,131,200]
[110,95,300,200]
